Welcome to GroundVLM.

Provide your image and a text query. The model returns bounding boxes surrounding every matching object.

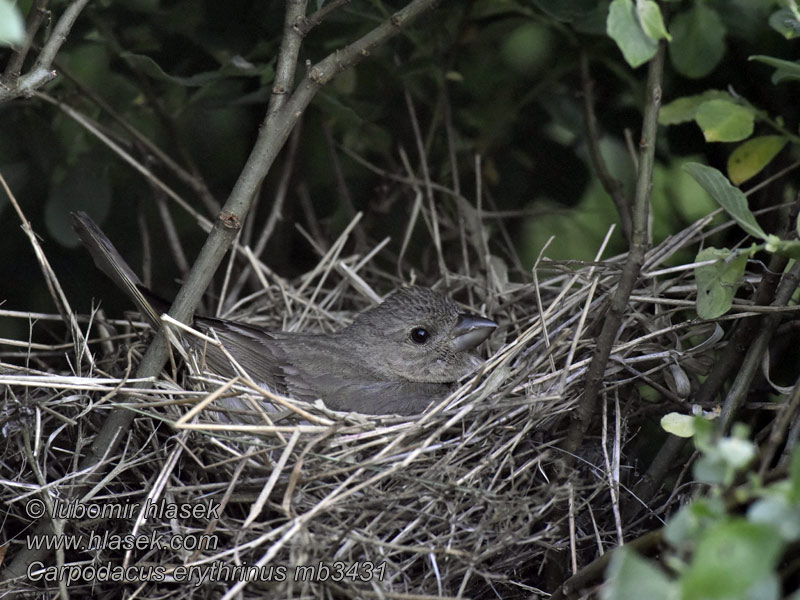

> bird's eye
[410,327,430,344]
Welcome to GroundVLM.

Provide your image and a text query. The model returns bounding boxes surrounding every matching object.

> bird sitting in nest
[72,212,497,416]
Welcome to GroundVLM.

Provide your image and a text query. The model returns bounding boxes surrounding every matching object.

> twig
[719,261,800,431]
[0,0,91,102]
[54,61,220,213]
[404,84,447,279]
[295,0,353,36]
[2,0,50,82]
[0,173,89,362]
[580,51,633,243]
[563,42,665,459]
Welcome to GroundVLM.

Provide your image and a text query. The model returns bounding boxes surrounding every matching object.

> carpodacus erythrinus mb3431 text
[72,212,497,415]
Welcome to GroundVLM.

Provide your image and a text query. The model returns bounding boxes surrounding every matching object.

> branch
[296,0,353,36]
[0,0,442,583]
[580,50,633,243]
[0,0,91,102]
[563,42,666,460]
[719,262,800,431]
[2,0,50,82]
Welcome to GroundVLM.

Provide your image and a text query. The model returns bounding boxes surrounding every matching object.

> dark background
[0,0,796,340]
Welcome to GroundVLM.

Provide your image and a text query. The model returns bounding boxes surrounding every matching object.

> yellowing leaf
[660,413,696,438]
[728,135,788,185]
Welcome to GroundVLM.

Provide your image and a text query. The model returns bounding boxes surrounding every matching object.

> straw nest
[1,208,731,599]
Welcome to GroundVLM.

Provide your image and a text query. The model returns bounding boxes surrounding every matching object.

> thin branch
[2,0,50,82]
[759,375,800,476]
[580,50,632,243]
[0,0,91,102]
[267,0,308,118]
[563,42,666,459]
[55,61,220,213]
[719,262,800,431]
[405,84,446,278]
[296,0,354,36]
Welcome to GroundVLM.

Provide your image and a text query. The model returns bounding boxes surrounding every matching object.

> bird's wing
[185,320,450,416]
[71,212,166,328]
[192,317,291,393]
[322,380,449,415]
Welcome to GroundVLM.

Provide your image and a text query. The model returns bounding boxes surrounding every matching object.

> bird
[71,212,497,415]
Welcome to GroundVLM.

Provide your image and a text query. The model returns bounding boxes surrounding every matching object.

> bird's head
[344,287,497,383]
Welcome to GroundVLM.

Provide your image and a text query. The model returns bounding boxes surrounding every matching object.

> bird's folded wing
[192,317,290,393]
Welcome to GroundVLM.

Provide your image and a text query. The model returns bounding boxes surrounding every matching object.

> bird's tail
[71,211,165,328]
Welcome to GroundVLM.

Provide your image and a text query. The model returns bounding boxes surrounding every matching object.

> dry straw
[0,185,732,598]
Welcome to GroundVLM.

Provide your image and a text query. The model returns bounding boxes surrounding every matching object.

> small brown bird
[72,213,497,415]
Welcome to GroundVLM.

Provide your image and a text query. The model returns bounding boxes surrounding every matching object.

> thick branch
[563,43,665,459]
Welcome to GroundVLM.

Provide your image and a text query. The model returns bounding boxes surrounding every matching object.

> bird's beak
[450,313,497,352]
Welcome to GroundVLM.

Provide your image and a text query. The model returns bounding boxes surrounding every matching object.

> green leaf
[694,452,730,485]
[660,413,696,438]
[750,55,800,84]
[791,447,800,503]
[695,100,755,143]
[694,247,748,319]
[681,520,783,600]
[665,497,726,548]
[775,240,800,260]
[717,437,756,470]
[683,163,767,239]
[637,0,671,42]
[669,3,726,79]
[659,91,731,126]
[769,8,800,39]
[501,22,555,74]
[607,0,658,68]
[728,136,788,185]
[748,496,800,542]
[0,0,25,46]
[603,548,678,600]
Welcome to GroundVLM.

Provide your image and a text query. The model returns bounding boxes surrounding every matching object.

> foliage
[3,0,800,597]
[605,430,800,600]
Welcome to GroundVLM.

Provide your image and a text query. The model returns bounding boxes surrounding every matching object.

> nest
[0,206,734,599]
